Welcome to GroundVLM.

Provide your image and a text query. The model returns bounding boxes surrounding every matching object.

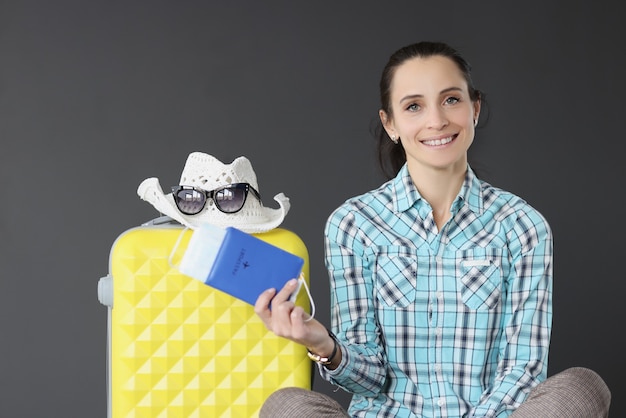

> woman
[255,41,610,417]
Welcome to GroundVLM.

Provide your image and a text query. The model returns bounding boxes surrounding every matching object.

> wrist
[306,329,338,365]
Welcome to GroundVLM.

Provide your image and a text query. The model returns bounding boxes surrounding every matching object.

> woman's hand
[254,278,330,353]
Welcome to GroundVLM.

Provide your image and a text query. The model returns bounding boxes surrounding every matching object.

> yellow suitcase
[98,217,312,417]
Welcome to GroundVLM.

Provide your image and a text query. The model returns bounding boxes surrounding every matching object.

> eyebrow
[399,87,465,103]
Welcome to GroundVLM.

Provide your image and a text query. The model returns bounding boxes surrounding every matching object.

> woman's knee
[547,367,610,398]
[558,367,611,409]
[515,367,611,417]
[260,387,349,418]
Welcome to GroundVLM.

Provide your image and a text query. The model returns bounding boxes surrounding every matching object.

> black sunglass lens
[214,186,247,213]
[174,189,206,215]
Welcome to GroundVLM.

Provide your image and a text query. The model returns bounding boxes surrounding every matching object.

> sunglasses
[171,183,261,215]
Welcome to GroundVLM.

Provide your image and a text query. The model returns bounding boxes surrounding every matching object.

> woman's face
[381,55,480,174]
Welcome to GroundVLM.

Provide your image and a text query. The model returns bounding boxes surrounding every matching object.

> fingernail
[288,279,298,286]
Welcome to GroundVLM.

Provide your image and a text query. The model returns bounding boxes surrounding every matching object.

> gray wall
[1,1,623,416]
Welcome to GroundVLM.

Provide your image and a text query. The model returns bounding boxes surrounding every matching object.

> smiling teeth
[423,136,453,146]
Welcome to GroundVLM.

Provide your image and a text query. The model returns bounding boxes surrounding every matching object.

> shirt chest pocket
[373,248,417,309]
[457,248,503,311]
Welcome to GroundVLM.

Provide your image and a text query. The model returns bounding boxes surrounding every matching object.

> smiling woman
[382,57,478,166]
[254,41,611,418]
[375,42,482,181]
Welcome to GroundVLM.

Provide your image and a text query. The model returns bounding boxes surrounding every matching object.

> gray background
[1,1,623,416]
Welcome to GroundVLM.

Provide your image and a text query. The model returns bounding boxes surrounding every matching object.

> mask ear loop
[298,272,316,322]
[168,226,190,270]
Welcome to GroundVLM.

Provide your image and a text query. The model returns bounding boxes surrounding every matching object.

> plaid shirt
[320,165,552,418]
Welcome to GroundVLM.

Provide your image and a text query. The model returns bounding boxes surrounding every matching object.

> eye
[406,103,420,112]
[444,96,460,105]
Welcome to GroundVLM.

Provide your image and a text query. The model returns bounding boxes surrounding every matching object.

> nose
[426,107,448,130]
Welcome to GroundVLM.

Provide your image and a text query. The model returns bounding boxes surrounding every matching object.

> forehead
[390,55,469,97]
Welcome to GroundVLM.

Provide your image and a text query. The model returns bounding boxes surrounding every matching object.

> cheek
[464,129,476,150]
[396,117,424,134]
[455,111,476,130]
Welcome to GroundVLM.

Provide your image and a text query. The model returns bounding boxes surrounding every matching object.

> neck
[407,162,467,228]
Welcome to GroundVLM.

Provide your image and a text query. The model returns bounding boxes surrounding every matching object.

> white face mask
[174,225,224,284]
[169,224,315,320]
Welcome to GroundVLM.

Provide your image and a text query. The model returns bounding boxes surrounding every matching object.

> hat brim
[137,177,290,233]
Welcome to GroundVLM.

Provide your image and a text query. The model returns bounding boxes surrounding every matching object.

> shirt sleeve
[317,205,388,396]
[468,205,553,418]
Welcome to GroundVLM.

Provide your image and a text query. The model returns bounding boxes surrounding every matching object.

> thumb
[290,305,311,328]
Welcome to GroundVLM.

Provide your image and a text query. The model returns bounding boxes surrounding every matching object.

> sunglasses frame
[171,183,261,215]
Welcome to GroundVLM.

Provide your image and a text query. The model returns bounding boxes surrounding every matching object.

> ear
[473,100,481,122]
[379,109,395,137]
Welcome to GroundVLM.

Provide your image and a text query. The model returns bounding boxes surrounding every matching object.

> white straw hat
[137,152,290,233]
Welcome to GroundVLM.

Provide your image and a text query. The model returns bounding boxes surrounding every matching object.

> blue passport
[180,224,304,306]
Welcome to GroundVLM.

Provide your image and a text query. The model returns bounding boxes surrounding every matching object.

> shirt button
[437,398,445,407]
[436,256,443,262]
[435,328,442,336]
[434,364,441,372]
[437,291,444,300]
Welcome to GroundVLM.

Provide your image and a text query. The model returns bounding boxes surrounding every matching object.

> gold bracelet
[306,329,338,365]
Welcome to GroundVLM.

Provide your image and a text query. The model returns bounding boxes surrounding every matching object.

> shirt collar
[393,164,484,216]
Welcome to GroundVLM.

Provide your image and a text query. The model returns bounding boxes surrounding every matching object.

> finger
[254,288,277,325]
[272,278,300,305]
[289,308,326,345]
[289,306,311,334]
[267,279,301,337]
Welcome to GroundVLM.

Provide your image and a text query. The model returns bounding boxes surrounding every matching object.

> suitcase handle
[98,275,113,307]
[142,215,180,226]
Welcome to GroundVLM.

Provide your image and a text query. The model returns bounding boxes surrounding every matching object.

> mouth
[420,134,457,147]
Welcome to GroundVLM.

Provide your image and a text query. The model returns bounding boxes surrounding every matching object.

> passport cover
[205,227,305,306]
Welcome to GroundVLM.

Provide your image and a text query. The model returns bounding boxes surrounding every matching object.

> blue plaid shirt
[320,165,552,418]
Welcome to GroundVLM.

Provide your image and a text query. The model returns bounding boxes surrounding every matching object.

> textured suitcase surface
[103,223,312,418]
